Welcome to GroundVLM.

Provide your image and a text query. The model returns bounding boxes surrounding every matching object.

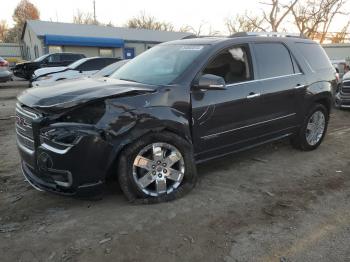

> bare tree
[180,22,221,36]
[225,13,265,34]
[257,0,299,31]
[0,20,8,42]
[126,11,174,31]
[291,0,348,43]
[331,21,350,43]
[73,10,97,25]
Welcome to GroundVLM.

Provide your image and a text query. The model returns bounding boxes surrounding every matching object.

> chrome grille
[15,103,41,151]
[341,80,350,94]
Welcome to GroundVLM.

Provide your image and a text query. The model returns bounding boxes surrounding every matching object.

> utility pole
[93,0,96,24]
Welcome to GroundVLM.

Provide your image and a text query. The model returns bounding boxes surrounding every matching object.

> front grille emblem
[16,115,31,128]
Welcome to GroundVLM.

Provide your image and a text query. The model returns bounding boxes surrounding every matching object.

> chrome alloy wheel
[305,110,326,146]
[132,143,185,196]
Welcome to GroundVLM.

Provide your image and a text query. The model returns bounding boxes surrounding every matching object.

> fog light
[37,152,53,172]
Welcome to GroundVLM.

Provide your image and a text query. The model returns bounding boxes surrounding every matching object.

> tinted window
[254,43,294,79]
[202,45,252,84]
[47,54,60,63]
[77,58,117,71]
[61,54,82,61]
[297,43,332,70]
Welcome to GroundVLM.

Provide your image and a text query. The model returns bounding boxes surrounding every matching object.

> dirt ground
[0,81,350,262]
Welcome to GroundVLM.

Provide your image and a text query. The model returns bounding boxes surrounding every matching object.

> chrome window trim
[226,73,302,88]
[201,113,296,140]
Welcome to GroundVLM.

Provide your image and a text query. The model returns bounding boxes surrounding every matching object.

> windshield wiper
[119,78,141,83]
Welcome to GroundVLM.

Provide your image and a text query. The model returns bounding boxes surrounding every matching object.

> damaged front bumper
[16,104,113,196]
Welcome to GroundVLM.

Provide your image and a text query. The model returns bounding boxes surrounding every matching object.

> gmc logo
[16,116,30,128]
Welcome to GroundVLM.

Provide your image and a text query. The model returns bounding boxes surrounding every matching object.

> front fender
[98,104,192,176]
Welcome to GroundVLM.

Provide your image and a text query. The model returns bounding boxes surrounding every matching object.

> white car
[31,57,120,87]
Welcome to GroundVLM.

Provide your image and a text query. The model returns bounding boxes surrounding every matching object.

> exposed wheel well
[314,97,331,114]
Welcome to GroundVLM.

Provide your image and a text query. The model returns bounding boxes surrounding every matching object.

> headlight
[40,126,83,147]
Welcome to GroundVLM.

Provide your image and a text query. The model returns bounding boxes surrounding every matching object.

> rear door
[251,42,305,134]
[191,44,268,158]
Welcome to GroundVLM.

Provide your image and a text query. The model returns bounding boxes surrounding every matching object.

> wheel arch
[103,106,193,179]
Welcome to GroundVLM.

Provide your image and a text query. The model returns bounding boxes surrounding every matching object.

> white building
[22,20,192,60]
[322,43,350,62]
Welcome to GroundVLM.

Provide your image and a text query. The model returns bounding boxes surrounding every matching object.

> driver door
[191,44,266,160]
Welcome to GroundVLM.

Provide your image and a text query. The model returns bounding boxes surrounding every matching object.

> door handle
[295,84,305,89]
[247,93,261,99]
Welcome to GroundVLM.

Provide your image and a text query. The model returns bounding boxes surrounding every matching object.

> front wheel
[118,132,197,204]
[291,104,329,151]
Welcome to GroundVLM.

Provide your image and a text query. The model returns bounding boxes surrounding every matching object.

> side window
[253,43,294,79]
[47,54,60,63]
[202,45,252,84]
[77,59,105,71]
[296,43,333,71]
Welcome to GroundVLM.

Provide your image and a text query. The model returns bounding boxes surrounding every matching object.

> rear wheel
[118,132,197,204]
[291,104,329,151]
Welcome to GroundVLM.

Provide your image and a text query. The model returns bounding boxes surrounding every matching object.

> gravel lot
[0,81,350,262]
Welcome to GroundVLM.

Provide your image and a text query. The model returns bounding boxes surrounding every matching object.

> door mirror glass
[196,74,226,90]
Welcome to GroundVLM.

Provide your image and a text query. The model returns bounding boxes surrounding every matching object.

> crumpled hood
[14,61,36,68]
[17,78,156,111]
[34,66,68,78]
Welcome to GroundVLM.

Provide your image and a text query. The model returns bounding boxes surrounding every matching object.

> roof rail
[230,32,307,38]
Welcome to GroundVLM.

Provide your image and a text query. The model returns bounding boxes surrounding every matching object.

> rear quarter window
[296,43,332,71]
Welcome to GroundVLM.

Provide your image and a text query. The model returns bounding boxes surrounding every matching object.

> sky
[1,0,349,35]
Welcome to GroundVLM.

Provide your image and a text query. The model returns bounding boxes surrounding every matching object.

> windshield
[111,45,207,85]
[34,54,50,62]
[68,58,89,69]
[94,60,129,78]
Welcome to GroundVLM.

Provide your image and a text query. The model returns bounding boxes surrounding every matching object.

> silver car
[0,57,13,82]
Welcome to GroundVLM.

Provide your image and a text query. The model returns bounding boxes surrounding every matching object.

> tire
[291,104,329,151]
[118,131,197,204]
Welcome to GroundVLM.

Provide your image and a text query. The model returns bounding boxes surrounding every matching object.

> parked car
[331,59,348,80]
[13,52,85,80]
[31,57,121,87]
[0,57,13,82]
[92,59,130,78]
[335,71,350,109]
[16,33,335,203]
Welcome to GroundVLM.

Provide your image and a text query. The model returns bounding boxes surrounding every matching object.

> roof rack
[230,32,307,38]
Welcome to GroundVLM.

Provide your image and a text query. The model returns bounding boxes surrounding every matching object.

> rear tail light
[335,72,340,83]
[0,60,9,67]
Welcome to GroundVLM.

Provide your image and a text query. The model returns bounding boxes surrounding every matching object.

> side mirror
[195,74,226,90]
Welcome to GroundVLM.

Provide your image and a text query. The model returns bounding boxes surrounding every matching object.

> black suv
[13,52,85,80]
[16,33,336,203]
